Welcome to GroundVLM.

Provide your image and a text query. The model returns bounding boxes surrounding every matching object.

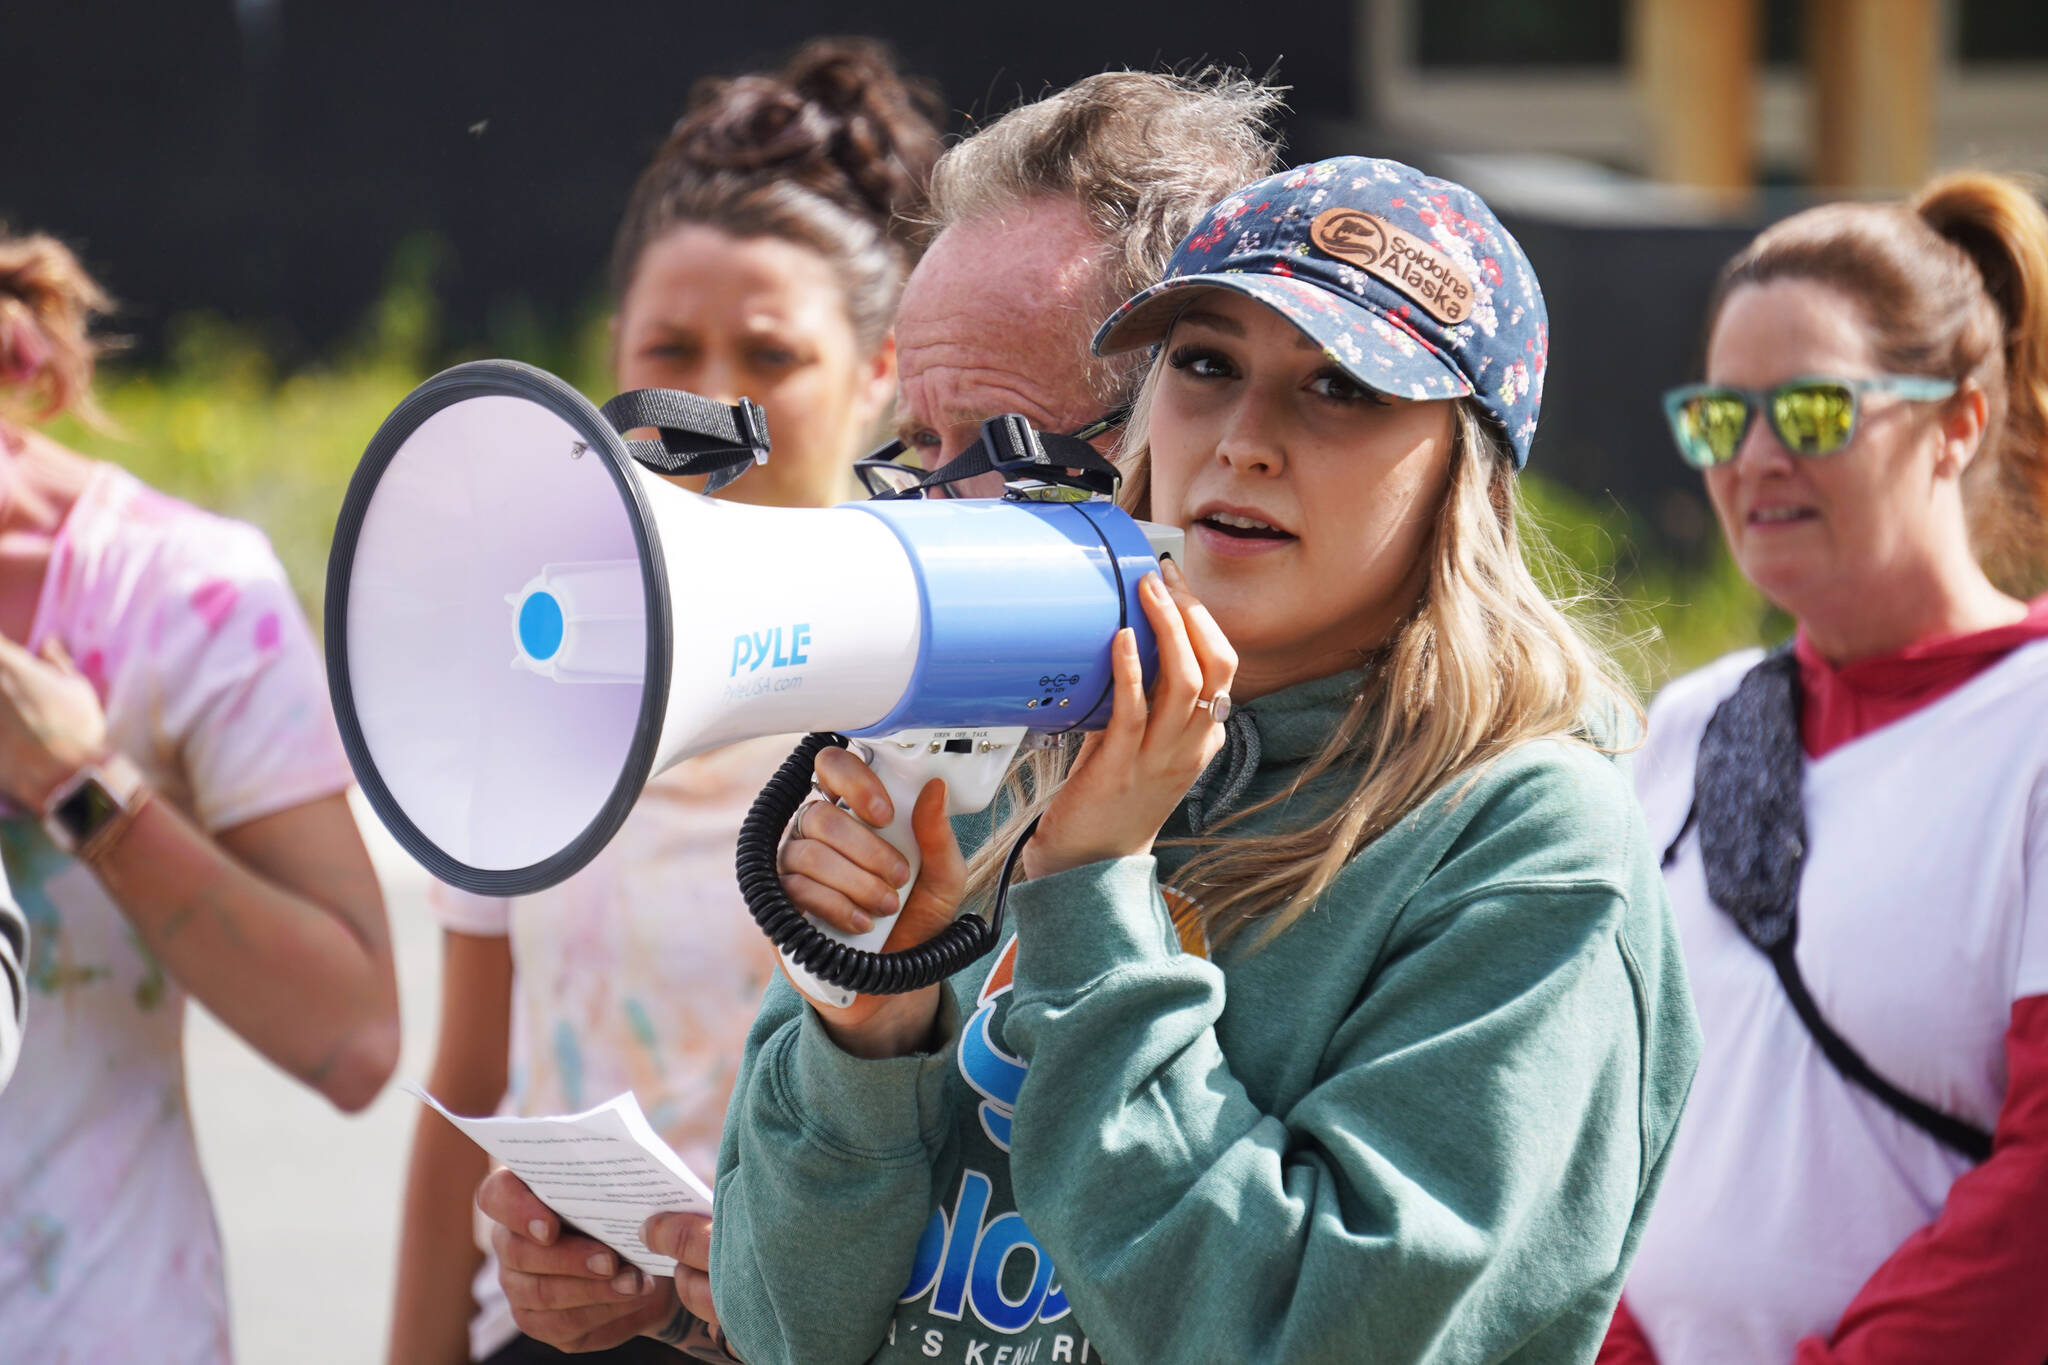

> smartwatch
[41,756,147,862]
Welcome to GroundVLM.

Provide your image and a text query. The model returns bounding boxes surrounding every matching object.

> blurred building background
[1325,0,2048,545]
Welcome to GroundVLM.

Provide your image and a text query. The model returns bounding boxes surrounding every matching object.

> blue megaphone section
[843,497,1163,738]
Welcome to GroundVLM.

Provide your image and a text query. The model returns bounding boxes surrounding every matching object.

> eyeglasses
[854,403,1133,499]
[1662,374,1958,470]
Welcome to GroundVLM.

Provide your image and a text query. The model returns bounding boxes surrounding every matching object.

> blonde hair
[0,232,113,429]
[1709,170,2048,596]
[963,376,1638,949]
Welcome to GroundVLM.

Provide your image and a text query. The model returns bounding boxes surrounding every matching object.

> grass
[45,266,1777,696]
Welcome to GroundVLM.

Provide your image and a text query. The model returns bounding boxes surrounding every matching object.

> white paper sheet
[409,1084,713,1277]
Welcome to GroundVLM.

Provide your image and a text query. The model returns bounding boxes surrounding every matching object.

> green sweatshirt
[710,669,1700,1364]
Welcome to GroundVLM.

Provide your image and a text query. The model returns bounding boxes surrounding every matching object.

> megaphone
[328,360,1178,1004]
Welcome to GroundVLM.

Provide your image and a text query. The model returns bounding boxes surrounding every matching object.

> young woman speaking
[728,157,1701,1365]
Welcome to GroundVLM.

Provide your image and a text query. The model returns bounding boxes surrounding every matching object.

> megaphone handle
[780,759,923,1009]
[779,730,1026,1009]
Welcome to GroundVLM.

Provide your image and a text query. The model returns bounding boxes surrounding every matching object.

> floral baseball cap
[1092,155,1549,467]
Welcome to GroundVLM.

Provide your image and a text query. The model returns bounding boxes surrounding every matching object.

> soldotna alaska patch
[1309,208,1475,325]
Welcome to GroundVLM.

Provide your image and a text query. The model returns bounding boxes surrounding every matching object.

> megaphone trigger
[806,726,1027,1007]
[738,726,1028,1009]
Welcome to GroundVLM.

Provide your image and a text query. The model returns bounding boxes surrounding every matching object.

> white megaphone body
[328,361,1179,1005]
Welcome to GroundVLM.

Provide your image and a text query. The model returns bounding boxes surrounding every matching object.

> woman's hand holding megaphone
[779,760,966,1058]
[1021,559,1236,882]
[774,560,1232,1060]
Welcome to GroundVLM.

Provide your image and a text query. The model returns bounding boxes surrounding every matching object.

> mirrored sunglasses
[1661,375,1957,470]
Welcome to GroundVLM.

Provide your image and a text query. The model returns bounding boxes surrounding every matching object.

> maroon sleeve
[1794,993,2048,1364]
[1599,1297,1660,1365]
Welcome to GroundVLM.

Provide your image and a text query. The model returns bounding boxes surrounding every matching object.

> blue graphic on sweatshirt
[895,908,1204,1351]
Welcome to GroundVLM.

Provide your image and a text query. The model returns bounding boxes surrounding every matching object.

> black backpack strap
[1690,647,1996,1163]
[600,389,770,494]
[1763,941,1993,1162]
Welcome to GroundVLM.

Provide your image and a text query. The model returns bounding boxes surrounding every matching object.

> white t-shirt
[431,736,789,1361]
[0,466,354,1364]
[1624,642,2048,1365]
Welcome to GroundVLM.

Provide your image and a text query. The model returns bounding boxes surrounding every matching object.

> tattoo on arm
[652,1304,741,1362]
[652,1304,695,1345]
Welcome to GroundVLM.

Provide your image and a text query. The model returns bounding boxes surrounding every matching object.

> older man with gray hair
[891,69,1282,490]
[474,67,1281,1361]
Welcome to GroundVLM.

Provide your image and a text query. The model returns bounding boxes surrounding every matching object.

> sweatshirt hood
[1182,667,1371,834]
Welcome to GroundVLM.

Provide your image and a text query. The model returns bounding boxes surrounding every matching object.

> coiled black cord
[737,732,1035,995]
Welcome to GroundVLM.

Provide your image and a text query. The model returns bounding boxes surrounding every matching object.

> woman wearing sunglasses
[1606,172,2048,1364]
[706,157,1700,1365]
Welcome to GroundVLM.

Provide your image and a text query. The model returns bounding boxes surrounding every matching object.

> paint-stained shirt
[0,464,353,1363]
[430,736,790,1362]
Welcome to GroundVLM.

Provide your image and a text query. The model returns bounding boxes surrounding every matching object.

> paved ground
[184,790,443,1365]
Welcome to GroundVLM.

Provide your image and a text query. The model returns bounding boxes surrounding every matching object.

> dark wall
[1507,214,1766,535]
[5,0,1354,357]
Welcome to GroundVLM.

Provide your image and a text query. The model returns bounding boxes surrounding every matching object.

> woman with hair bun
[0,236,400,1360]
[387,38,943,1365]
[1606,172,2048,1364]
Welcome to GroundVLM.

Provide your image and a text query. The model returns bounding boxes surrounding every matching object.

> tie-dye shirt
[430,736,788,1361]
[0,464,353,1364]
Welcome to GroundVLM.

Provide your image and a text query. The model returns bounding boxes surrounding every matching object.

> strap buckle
[733,398,771,465]
[599,388,773,492]
[868,413,1119,502]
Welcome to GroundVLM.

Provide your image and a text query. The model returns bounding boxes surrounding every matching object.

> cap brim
[1091,273,1475,406]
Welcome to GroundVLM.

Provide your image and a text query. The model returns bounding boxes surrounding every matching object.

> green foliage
[45,260,1777,693]
[1519,474,1786,692]
[52,327,422,634]
[47,239,614,634]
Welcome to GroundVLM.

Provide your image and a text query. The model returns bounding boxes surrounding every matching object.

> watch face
[53,777,121,845]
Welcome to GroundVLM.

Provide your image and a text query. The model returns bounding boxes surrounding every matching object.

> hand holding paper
[409,1084,712,1277]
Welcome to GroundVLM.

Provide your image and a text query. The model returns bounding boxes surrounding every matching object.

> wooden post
[1633,0,1759,192]
[1809,0,1940,190]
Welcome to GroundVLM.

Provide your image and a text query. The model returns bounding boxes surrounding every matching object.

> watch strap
[41,755,149,863]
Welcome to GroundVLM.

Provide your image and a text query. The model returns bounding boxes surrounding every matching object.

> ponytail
[1710,171,2048,595]
[0,232,113,430]
[1913,172,2048,595]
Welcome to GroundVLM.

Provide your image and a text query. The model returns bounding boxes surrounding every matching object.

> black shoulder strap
[1688,648,1995,1163]
[599,389,770,494]
[883,414,1121,500]
[1761,940,1993,1161]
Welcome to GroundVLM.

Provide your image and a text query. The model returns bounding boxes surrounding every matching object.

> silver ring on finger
[1192,691,1232,725]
